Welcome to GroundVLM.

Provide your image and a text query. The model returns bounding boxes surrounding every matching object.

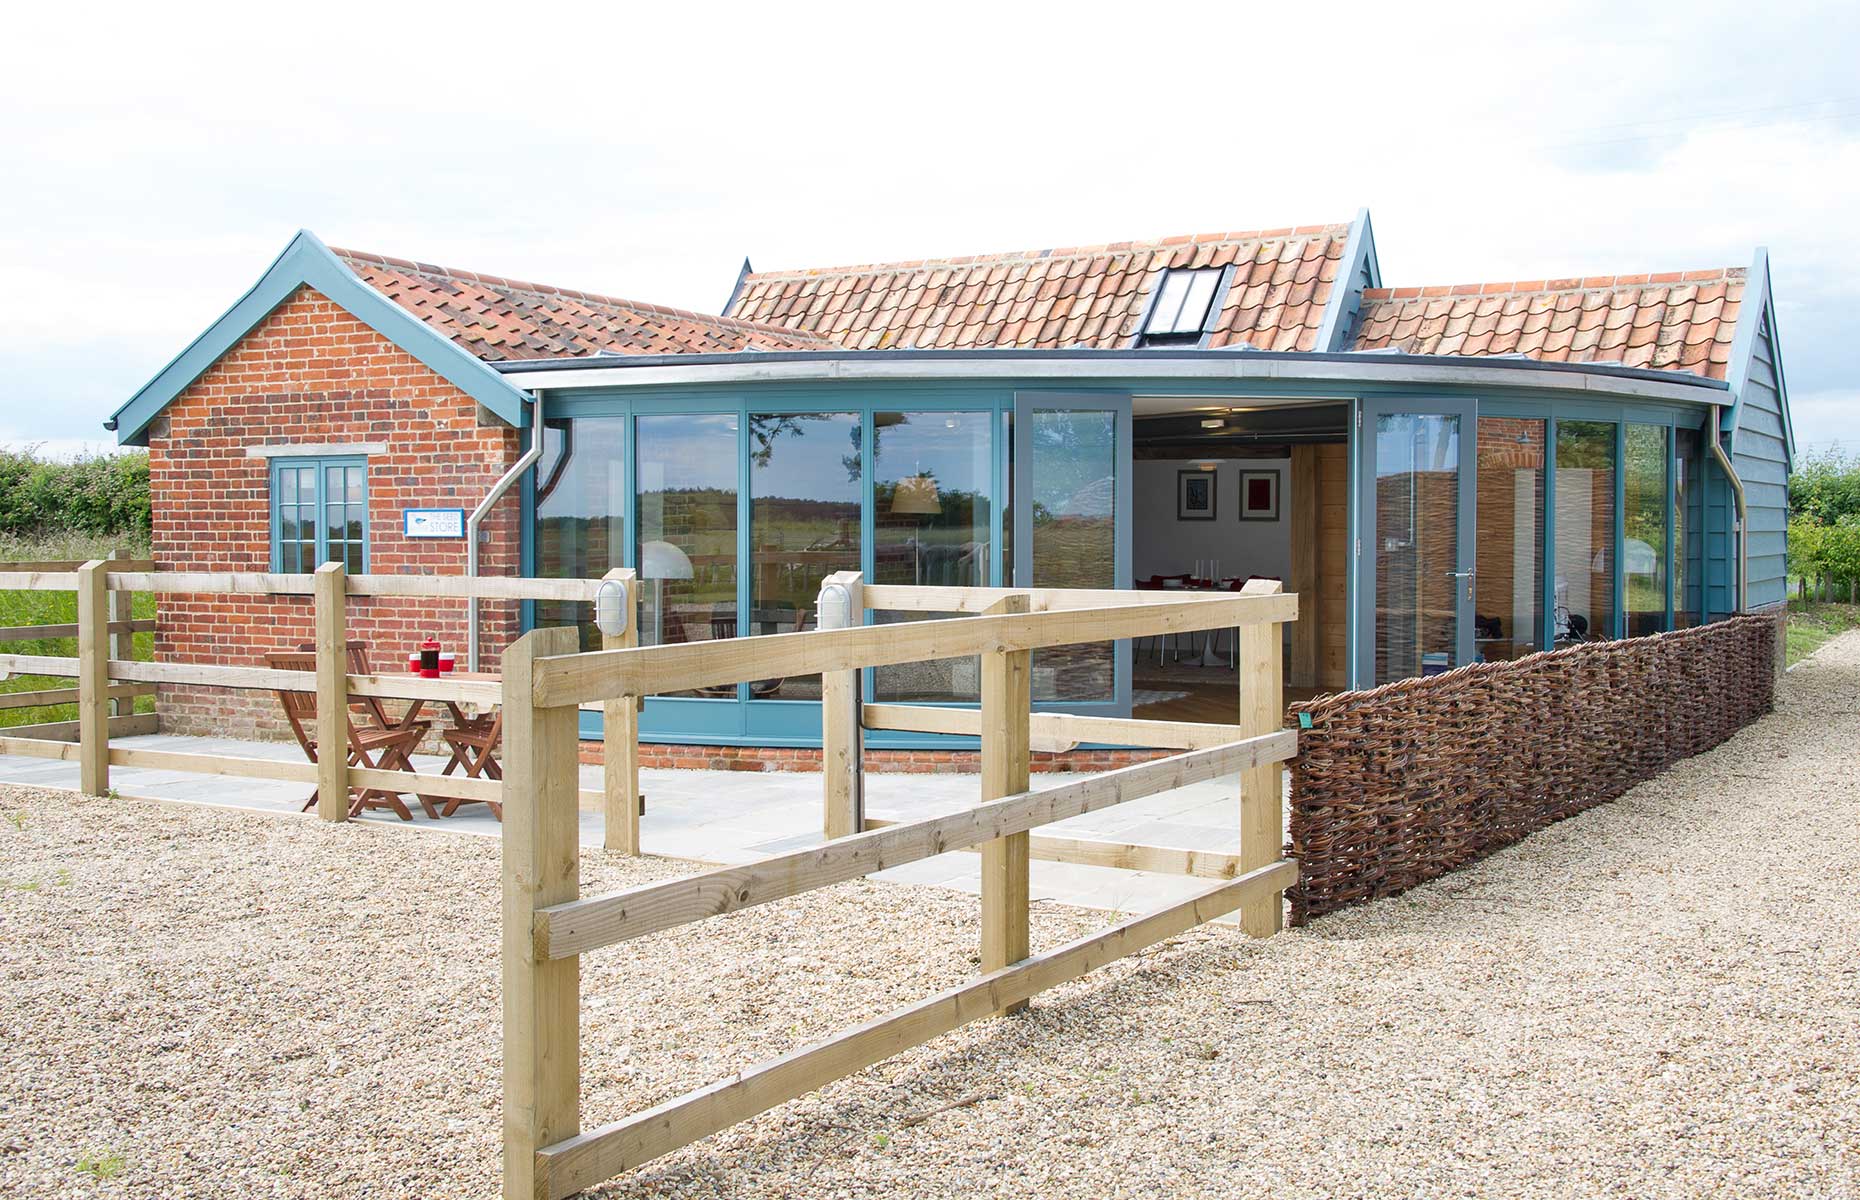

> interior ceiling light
[1200,417,1226,429]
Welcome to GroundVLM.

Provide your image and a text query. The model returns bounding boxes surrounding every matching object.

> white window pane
[346,467,364,503]
[278,471,297,504]
[1145,271,1190,333]
[1179,270,1221,332]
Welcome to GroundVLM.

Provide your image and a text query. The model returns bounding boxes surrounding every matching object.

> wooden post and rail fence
[0,559,645,848]
[2,558,1301,1199]
[500,574,1299,1199]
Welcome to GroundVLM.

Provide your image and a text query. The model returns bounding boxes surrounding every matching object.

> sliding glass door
[1012,392,1132,712]
[1357,398,1477,686]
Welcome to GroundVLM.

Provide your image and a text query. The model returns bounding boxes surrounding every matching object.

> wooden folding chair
[267,650,436,820]
[295,640,430,738]
[438,707,503,820]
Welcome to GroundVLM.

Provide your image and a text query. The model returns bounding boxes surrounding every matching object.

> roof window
[1142,268,1223,340]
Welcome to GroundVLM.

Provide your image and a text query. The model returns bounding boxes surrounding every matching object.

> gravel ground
[3,637,1859,1199]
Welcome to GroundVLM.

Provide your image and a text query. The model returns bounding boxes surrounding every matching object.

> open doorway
[1129,399,1350,721]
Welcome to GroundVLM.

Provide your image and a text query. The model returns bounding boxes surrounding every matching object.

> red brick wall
[147,286,523,739]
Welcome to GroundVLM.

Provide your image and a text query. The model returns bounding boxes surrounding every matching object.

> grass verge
[1,535,153,730]
[1785,598,1860,667]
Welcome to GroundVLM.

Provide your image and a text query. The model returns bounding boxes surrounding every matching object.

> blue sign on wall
[404,508,467,539]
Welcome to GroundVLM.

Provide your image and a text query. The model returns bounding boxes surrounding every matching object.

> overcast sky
[3,1,1856,460]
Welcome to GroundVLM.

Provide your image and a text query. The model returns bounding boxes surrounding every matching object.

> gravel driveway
[3,633,1857,1198]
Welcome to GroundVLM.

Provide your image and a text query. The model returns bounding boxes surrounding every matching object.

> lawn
[0,535,154,730]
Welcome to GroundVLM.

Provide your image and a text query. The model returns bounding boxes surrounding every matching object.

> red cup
[439,651,456,673]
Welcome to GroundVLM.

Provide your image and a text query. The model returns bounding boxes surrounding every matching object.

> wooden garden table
[386,669,503,805]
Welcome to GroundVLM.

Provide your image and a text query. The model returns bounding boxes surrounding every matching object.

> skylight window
[1143,268,1223,338]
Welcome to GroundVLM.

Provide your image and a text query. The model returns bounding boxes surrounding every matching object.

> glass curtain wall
[748,413,863,700]
[873,411,993,702]
[1554,420,1618,643]
[534,417,627,648]
[637,413,739,698]
[1474,418,1546,661]
[1625,424,1670,636]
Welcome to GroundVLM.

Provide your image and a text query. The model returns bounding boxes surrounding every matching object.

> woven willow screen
[1287,615,1778,923]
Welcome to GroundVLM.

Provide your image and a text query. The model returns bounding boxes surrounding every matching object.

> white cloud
[0,0,1854,448]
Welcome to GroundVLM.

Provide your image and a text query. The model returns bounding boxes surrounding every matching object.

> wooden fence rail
[501,573,1299,1199]
[0,559,640,832]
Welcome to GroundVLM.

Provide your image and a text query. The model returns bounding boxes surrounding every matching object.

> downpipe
[467,390,544,671]
[1707,403,1747,614]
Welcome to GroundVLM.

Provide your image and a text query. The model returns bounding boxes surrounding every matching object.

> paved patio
[0,733,1266,914]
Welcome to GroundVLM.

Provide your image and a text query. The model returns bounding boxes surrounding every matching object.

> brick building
[111,216,1794,767]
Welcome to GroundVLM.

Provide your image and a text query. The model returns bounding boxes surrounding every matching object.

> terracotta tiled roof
[727,224,1355,352]
[331,248,837,361]
[1351,270,1746,380]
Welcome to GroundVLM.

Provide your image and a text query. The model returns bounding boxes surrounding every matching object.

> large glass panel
[1625,424,1670,636]
[1029,409,1117,701]
[873,411,993,702]
[1374,413,1462,684]
[748,413,862,700]
[637,413,739,698]
[535,417,628,649]
[1674,427,1701,627]
[1474,417,1545,661]
[1554,420,1617,643]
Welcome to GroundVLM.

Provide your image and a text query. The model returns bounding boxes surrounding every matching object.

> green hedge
[0,448,150,539]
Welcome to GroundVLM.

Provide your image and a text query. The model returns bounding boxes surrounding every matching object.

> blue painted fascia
[1720,246,1794,466]
[109,229,533,446]
[1315,207,1381,353]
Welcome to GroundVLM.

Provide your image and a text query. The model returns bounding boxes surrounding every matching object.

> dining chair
[438,707,504,820]
[296,640,431,739]
[266,650,435,820]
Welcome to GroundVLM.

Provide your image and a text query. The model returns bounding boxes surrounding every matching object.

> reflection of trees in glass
[746,413,864,482]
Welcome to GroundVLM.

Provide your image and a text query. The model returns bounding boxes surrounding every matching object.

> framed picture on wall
[1239,469,1280,521]
[1177,469,1216,520]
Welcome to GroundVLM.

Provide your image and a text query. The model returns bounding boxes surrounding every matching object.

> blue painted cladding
[1732,314,1791,609]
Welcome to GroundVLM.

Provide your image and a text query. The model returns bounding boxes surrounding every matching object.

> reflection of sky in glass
[536,417,626,522]
[876,412,988,492]
[1033,411,1114,517]
[1376,413,1460,476]
[640,413,739,492]
[751,414,860,500]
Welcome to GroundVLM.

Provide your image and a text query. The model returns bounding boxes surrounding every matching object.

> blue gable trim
[109,230,532,446]
[1314,207,1381,353]
[1721,246,1794,467]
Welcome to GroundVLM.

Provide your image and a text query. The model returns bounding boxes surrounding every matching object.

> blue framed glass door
[1012,391,1133,714]
[1355,397,1478,686]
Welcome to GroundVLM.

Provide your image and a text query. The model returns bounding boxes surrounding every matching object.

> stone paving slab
[0,732,1272,914]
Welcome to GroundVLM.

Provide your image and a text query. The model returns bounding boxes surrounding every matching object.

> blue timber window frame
[269,455,369,574]
[521,386,1141,748]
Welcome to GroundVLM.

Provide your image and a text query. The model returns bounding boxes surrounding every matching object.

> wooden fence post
[76,559,111,797]
[1237,578,1286,937]
[107,550,135,717]
[980,592,1031,1012]
[313,562,348,822]
[818,570,864,840]
[600,568,643,855]
[503,625,583,1200]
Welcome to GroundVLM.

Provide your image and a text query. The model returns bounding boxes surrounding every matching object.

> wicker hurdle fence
[1286,614,1778,924]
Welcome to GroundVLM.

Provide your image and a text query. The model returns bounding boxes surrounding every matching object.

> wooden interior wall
[1289,447,1318,687]
[1315,443,1349,690]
